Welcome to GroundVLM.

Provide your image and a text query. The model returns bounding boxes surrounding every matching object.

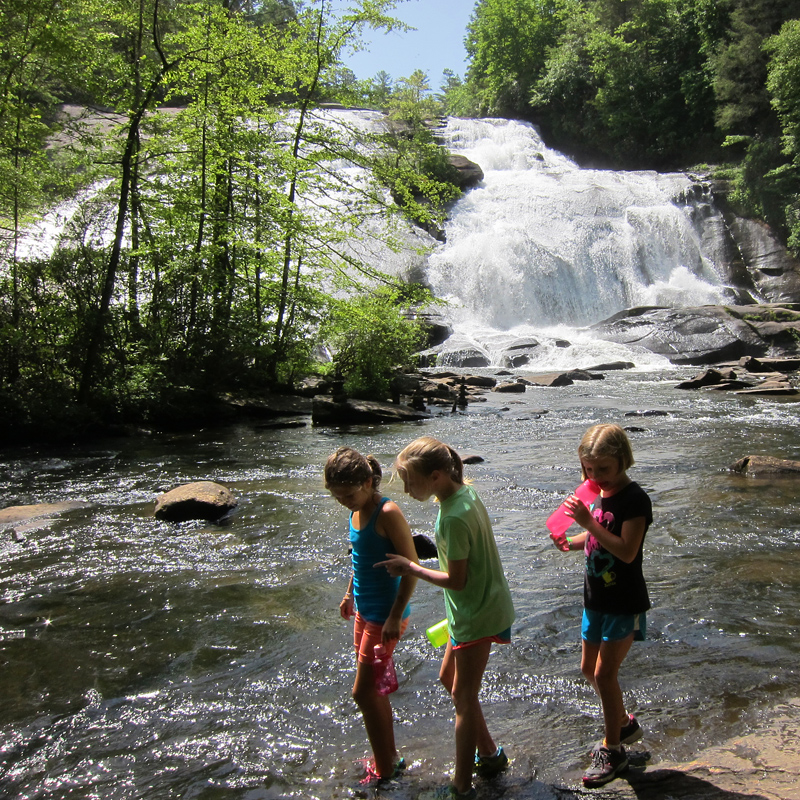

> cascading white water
[7,111,736,370]
[425,118,734,368]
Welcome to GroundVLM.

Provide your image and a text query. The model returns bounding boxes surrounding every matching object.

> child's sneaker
[582,744,629,788]
[474,744,509,777]
[428,785,477,799]
[358,756,406,785]
[620,713,642,744]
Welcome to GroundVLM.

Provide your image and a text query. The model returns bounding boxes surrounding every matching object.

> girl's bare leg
[352,659,398,776]
[443,640,494,794]
[582,635,634,746]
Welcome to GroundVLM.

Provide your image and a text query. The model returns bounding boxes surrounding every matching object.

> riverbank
[551,698,800,800]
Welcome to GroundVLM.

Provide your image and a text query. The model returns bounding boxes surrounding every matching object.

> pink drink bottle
[546,479,601,544]
[373,644,399,695]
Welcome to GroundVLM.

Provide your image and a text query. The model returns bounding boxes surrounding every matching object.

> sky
[336,0,475,90]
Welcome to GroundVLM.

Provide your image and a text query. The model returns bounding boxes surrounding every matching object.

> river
[2,365,800,799]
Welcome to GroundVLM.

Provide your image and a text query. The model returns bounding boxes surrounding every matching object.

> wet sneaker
[474,744,509,776]
[582,744,629,788]
[426,785,477,800]
[358,756,406,785]
[620,713,642,744]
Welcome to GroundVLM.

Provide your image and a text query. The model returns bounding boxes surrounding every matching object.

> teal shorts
[582,609,646,643]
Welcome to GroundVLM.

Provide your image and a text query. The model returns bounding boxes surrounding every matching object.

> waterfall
[423,118,737,369]
[7,111,739,369]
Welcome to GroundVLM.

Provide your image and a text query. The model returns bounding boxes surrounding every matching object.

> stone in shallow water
[154,481,238,522]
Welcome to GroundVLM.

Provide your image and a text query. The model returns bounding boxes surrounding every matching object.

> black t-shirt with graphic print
[583,481,652,615]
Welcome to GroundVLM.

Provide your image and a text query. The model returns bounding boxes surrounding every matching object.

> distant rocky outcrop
[675,356,800,396]
[154,481,238,522]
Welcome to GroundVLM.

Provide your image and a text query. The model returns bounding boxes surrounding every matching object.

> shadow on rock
[624,768,772,800]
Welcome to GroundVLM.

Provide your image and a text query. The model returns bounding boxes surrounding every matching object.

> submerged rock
[729,455,800,476]
[0,501,89,524]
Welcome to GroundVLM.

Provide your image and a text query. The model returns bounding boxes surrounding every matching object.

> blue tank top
[350,497,411,625]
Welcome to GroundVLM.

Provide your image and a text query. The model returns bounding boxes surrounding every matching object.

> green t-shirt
[435,484,515,643]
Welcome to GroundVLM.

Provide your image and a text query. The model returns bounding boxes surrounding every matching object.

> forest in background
[2,0,800,442]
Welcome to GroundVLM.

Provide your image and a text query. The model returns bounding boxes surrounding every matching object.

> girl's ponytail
[445,445,464,484]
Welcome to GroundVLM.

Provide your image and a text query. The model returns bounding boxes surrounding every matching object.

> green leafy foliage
[320,285,431,399]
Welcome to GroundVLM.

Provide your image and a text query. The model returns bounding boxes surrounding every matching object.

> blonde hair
[396,436,464,484]
[324,447,382,489]
[578,424,634,475]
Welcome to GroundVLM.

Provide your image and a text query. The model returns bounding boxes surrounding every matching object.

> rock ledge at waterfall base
[590,303,800,365]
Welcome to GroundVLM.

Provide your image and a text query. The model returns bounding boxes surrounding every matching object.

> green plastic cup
[426,619,449,648]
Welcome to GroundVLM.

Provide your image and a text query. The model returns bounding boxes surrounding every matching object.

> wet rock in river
[154,481,238,522]
[729,455,800,476]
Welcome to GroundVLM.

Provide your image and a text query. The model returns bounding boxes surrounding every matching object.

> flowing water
[2,116,800,799]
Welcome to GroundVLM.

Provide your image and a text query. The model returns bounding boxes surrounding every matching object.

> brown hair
[578,424,635,475]
[324,447,382,489]
[396,436,464,484]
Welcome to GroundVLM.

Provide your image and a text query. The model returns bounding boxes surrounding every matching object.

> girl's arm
[339,575,354,620]
[375,553,468,591]
[378,502,419,642]
[565,496,646,563]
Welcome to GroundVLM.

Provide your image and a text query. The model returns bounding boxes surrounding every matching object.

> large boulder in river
[154,481,238,522]
[591,304,800,365]
[448,154,484,189]
[418,335,491,369]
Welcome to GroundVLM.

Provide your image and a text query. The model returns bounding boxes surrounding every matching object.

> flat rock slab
[154,481,238,522]
[0,502,89,525]
[311,396,430,424]
[576,698,800,800]
[729,455,800,475]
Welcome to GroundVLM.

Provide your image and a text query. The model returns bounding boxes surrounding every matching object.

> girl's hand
[549,531,571,552]
[375,554,412,577]
[381,615,401,644]
[339,594,354,620]
[564,494,593,529]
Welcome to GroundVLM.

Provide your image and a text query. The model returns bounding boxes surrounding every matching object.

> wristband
[565,537,573,548]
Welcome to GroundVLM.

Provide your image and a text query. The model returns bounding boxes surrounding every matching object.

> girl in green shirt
[377,436,515,800]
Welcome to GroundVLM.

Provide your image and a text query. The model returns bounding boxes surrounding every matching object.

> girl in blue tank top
[324,447,418,785]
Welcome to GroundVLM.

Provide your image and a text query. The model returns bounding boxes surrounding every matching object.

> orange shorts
[353,613,410,664]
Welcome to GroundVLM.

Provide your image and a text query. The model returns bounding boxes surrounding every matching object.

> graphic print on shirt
[585,508,617,587]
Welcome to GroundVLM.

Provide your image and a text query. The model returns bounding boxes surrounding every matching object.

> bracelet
[344,593,353,599]
[565,537,573,547]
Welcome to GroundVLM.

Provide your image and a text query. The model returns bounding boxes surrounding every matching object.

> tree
[712,0,800,136]
[320,285,430,399]
[465,0,564,116]
[764,18,800,251]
